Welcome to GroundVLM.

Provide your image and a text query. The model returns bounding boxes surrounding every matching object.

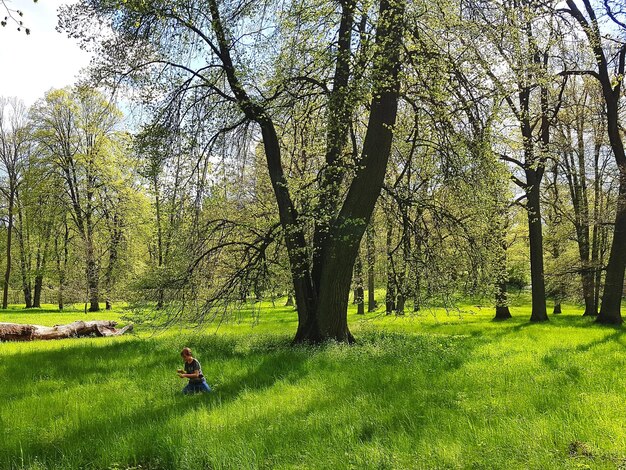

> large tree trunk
[306,0,405,342]
[495,280,512,320]
[526,170,548,321]
[0,320,133,341]
[598,173,626,323]
[209,0,405,343]
[33,275,43,308]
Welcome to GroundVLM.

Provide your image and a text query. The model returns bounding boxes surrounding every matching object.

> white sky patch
[0,0,92,105]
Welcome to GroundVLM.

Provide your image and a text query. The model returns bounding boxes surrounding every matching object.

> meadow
[1,298,626,470]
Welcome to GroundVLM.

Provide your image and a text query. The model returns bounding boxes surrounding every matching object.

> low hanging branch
[0,320,133,341]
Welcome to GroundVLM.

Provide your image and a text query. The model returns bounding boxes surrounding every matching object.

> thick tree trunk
[311,0,405,342]
[0,320,133,341]
[598,173,626,324]
[209,0,404,343]
[526,171,548,321]
[33,275,43,308]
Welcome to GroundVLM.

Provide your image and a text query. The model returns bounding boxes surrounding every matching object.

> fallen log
[0,320,133,341]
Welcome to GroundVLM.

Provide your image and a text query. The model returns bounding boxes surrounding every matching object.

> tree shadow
[0,329,490,469]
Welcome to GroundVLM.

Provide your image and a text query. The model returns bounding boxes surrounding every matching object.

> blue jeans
[182,379,211,395]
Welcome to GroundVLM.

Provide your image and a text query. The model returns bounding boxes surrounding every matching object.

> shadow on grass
[0,330,485,469]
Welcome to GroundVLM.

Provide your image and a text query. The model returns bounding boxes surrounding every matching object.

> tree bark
[0,320,133,341]
[366,223,377,312]
[209,0,405,343]
[55,220,69,311]
[33,226,51,308]
[354,255,365,315]
[2,189,14,309]
[494,219,512,320]
[599,174,626,324]
[385,215,395,315]
[85,232,100,312]
[16,194,32,309]
[564,0,626,324]
[526,176,548,321]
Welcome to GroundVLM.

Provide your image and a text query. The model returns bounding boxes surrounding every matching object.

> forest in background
[0,0,625,343]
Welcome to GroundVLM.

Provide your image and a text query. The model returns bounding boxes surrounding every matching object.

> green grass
[1,299,626,469]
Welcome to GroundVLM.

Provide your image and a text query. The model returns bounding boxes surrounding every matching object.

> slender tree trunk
[104,222,122,311]
[591,141,603,314]
[55,223,69,312]
[33,229,50,309]
[494,218,512,320]
[2,189,14,309]
[385,216,395,315]
[395,214,411,316]
[354,255,365,315]
[413,223,422,312]
[366,223,377,311]
[16,197,32,309]
[86,237,100,312]
[154,174,165,309]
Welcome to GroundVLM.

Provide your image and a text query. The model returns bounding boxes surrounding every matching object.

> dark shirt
[184,358,204,383]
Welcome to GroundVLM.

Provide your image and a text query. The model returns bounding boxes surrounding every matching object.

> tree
[61,0,407,342]
[561,0,626,324]
[0,97,29,309]
[461,0,567,322]
[31,87,124,312]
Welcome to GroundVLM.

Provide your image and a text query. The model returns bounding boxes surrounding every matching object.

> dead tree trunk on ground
[0,320,133,341]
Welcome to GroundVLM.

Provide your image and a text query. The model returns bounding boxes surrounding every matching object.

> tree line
[1,0,624,343]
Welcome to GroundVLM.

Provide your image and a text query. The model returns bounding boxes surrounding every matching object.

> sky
[0,0,92,106]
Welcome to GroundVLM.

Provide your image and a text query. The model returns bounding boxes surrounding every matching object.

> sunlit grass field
[1,297,626,469]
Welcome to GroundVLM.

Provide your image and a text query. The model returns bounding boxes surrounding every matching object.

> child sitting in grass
[177,347,211,394]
